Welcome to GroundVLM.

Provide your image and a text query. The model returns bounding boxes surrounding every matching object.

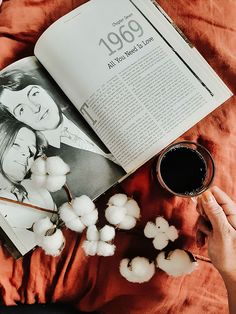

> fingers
[210,186,236,215]
[199,190,229,231]
[196,199,208,220]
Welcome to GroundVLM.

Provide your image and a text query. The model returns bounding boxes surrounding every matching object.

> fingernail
[201,191,214,204]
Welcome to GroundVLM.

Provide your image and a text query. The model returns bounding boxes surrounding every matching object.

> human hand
[196,186,236,280]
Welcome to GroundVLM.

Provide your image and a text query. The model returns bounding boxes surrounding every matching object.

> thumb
[200,190,229,232]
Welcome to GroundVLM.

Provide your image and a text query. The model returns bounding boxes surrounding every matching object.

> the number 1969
[99,20,143,56]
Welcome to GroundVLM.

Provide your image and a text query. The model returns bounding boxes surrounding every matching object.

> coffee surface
[160,147,207,195]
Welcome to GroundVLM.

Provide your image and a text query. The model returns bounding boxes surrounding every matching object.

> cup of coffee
[156,141,215,197]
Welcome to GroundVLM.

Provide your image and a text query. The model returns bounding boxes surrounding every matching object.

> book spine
[150,0,193,48]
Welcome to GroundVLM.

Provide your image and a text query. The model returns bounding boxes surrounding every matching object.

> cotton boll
[119,259,142,283]
[59,203,77,223]
[71,195,95,216]
[131,257,155,280]
[65,217,85,233]
[99,225,115,242]
[108,194,128,207]
[119,258,155,283]
[125,199,140,219]
[153,233,169,250]
[82,240,98,256]
[155,217,169,233]
[117,215,137,230]
[33,216,54,235]
[166,225,179,242]
[31,157,47,175]
[156,250,198,277]
[41,229,65,256]
[46,156,70,175]
[80,209,98,226]
[144,222,158,238]
[120,259,134,279]
[97,241,115,256]
[105,205,127,225]
[87,225,99,241]
[31,174,47,188]
[43,246,64,257]
[45,175,66,192]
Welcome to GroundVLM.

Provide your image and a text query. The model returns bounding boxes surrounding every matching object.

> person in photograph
[0,68,125,202]
[0,69,117,161]
[0,107,55,210]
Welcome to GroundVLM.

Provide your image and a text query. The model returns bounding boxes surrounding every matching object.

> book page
[0,56,125,255]
[35,0,232,173]
[0,57,125,205]
[0,200,53,256]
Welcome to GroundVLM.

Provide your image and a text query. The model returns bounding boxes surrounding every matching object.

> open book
[0,0,232,257]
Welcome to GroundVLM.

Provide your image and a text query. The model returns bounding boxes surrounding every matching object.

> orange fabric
[0,0,236,313]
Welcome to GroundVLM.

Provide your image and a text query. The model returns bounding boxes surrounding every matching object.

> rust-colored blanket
[0,0,236,313]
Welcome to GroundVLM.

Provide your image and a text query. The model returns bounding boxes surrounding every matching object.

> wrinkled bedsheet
[0,0,236,313]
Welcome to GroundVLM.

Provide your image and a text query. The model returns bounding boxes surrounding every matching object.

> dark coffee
[159,146,207,195]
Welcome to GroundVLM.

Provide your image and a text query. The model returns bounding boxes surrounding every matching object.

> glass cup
[156,141,215,197]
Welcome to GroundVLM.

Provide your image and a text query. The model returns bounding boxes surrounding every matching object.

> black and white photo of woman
[0,107,56,213]
[0,57,126,203]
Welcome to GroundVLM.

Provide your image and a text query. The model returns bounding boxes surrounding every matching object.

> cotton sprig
[105,194,141,230]
[156,249,198,277]
[59,195,98,232]
[120,257,155,283]
[82,225,116,256]
[31,156,70,192]
[33,216,65,256]
[144,217,178,250]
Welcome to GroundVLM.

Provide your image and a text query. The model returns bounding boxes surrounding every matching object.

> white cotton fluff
[41,229,65,257]
[82,240,98,256]
[144,217,179,250]
[97,241,116,256]
[59,198,98,233]
[31,174,47,188]
[155,217,169,233]
[83,225,116,256]
[59,203,77,223]
[108,194,128,207]
[80,209,98,226]
[31,157,47,175]
[156,249,198,277]
[153,233,169,250]
[33,216,54,236]
[119,257,155,283]
[125,199,141,219]
[45,175,67,193]
[86,225,100,241]
[166,225,179,242]
[118,215,137,230]
[46,156,70,175]
[105,194,141,230]
[71,195,95,216]
[31,156,70,192]
[65,217,85,233]
[105,205,127,225]
[99,225,115,242]
[59,203,85,232]
[144,222,158,238]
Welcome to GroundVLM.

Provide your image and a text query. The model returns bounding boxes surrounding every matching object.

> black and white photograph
[0,57,126,211]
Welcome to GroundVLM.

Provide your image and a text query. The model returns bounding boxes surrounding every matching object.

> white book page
[0,199,54,255]
[35,0,232,173]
